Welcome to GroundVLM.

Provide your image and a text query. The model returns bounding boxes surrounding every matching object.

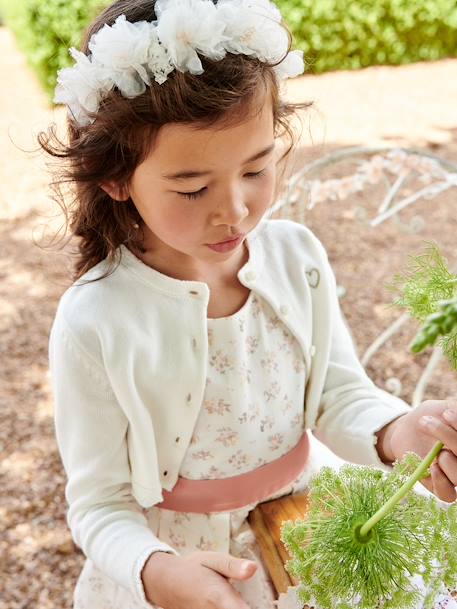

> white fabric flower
[273,49,305,80]
[155,0,229,74]
[54,48,113,126]
[89,15,152,96]
[217,0,288,62]
[146,25,175,84]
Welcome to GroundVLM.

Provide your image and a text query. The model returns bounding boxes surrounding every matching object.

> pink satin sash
[156,432,310,514]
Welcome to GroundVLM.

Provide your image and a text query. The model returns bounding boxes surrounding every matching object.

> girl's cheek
[163,201,202,233]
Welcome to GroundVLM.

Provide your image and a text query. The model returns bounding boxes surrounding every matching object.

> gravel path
[1,24,457,609]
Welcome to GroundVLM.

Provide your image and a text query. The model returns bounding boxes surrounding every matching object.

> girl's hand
[141,550,257,609]
[387,398,457,502]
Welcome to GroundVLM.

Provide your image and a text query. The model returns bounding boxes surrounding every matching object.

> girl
[41,0,457,608]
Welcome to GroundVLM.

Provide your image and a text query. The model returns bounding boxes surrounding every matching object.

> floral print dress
[73,290,457,609]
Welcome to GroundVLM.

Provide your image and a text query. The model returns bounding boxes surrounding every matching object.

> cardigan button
[189,290,199,296]
[279,304,289,316]
[191,338,197,350]
[310,345,316,357]
[186,393,192,403]
[175,437,180,443]
[163,471,168,476]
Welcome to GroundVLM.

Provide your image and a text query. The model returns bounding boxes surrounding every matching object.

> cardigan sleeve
[49,312,179,607]
[310,241,412,468]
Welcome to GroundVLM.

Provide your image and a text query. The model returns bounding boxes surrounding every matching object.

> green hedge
[279,0,457,73]
[1,0,456,101]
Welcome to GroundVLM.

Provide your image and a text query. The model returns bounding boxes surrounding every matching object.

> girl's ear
[99,180,130,202]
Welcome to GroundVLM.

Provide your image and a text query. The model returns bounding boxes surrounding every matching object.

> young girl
[42,1,457,608]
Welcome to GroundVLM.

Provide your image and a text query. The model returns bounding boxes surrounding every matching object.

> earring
[132,223,140,229]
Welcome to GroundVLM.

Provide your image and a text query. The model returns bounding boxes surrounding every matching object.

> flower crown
[54,0,305,127]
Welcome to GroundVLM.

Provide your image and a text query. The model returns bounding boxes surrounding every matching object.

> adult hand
[385,398,457,502]
[141,550,257,609]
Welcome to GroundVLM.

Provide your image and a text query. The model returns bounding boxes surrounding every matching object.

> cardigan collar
[117,219,266,299]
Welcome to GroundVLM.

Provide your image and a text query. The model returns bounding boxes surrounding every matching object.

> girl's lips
[206,234,244,253]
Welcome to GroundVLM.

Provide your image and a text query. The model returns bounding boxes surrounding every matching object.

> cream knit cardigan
[49,218,411,605]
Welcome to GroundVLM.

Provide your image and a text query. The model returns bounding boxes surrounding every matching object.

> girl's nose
[211,190,249,226]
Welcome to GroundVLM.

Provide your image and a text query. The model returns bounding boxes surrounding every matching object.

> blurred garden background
[0,1,456,608]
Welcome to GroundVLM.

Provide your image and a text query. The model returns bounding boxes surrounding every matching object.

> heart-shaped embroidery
[305,267,320,288]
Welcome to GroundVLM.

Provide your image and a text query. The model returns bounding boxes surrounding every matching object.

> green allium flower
[281,457,457,609]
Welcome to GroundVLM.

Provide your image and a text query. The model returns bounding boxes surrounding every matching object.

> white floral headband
[54,0,305,127]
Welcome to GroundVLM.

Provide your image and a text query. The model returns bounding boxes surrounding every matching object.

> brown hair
[37,0,313,283]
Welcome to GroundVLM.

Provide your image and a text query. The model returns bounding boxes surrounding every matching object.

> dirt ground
[1,24,457,609]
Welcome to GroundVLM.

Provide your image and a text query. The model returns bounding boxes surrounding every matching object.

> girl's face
[117,96,277,280]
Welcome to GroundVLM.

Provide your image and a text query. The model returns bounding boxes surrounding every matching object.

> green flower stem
[359,440,444,538]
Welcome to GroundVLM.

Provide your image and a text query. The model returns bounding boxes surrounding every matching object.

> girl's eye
[178,187,207,200]
[177,169,267,200]
[245,169,267,179]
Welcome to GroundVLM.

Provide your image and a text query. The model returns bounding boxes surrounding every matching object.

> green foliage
[411,298,457,363]
[390,243,457,367]
[277,0,457,74]
[0,0,110,100]
[390,243,456,321]
[442,323,457,370]
[281,458,457,609]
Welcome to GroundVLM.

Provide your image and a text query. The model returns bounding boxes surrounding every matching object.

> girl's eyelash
[246,169,266,179]
[178,169,267,200]
[179,188,207,200]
